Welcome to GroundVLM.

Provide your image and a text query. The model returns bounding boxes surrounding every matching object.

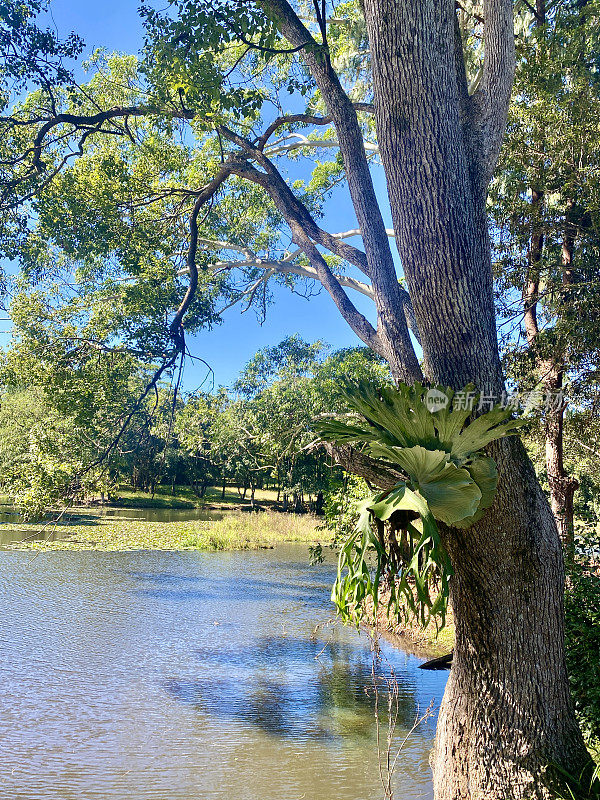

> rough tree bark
[252,0,593,797]
[358,1,590,797]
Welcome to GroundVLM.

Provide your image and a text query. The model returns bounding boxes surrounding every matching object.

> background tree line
[0,335,390,515]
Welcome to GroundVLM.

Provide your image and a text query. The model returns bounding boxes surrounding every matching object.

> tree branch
[319,443,403,490]
[258,0,422,383]
[170,157,241,339]
[178,253,376,298]
[229,158,382,352]
[219,123,375,276]
[25,106,191,173]
[186,227,420,342]
[471,0,516,187]
[264,134,378,158]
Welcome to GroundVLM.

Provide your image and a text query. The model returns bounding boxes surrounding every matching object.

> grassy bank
[2,511,330,552]
[110,486,277,508]
[375,605,455,658]
[114,485,282,509]
[2,485,288,513]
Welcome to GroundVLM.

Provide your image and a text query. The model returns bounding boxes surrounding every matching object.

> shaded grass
[108,489,197,509]
[2,511,330,552]
[2,486,284,513]
[106,485,281,509]
[200,486,280,506]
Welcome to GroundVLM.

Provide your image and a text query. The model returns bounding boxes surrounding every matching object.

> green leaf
[369,481,434,524]
[415,462,482,525]
[367,444,448,482]
[428,384,474,451]
[366,444,482,525]
[454,455,498,528]
[338,381,438,449]
[450,405,527,459]
[314,416,379,444]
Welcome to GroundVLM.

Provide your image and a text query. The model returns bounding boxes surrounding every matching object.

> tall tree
[491,0,600,552]
[1,1,594,797]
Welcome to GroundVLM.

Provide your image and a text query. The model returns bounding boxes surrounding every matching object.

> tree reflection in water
[163,633,426,746]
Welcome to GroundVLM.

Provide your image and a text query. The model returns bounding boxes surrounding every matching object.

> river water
[0,544,447,800]
[0,506,223,546]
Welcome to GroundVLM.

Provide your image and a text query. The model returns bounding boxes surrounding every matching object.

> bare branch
[223,152,382,351]
[178,254,376,298]
[220,123,375,275]
[265,134,378,158]
[259,0,421,382]
[196,237,256,259]
[256,103,372,150]
[183,226,421,341]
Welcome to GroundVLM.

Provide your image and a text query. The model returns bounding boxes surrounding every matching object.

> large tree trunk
[258,0,590,794]
[360,0,590,796]
[433,440,587,799]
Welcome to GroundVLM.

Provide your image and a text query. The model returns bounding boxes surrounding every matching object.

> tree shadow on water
[162,635,422,743]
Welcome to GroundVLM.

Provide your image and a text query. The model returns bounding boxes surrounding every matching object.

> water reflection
[165,635,419,742]
[0,546,447,800]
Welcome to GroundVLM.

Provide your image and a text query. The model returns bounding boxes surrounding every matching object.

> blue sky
[25,0,401,389]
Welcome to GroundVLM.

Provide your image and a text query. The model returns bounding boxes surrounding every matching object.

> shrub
[565,565,600,747]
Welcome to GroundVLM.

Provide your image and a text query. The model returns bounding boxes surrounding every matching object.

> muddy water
[0,546,447,800]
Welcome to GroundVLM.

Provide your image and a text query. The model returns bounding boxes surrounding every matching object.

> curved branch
[170,159,239,339]
[256,103,373,150]
[231,160,382,352]
[26,106,191,173]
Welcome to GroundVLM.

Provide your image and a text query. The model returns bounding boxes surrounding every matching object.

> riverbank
[368,589,455,658]
[1,510,330,551]
[112,485,282,511]
[1,485,289,515]
[375,605,455,658]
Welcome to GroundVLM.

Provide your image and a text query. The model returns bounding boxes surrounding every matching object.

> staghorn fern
[316,382,526,626]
